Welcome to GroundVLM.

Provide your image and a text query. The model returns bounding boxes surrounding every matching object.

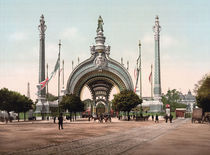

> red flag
[149,72,152,83]
[40,77,49,89]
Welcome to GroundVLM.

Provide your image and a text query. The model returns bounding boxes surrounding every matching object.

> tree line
[0,88,33,121]
[194,74,210,113]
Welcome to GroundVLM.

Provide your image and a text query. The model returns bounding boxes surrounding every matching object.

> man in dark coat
[165,115,168,123]
[58,113,63,130]
[155,114,159,123]
[169,114,173,123]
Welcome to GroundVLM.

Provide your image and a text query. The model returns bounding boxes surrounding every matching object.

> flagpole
[62,60,64,89]
[46,63,48,101]
[139,40,142,98]
[151,64,153,99]
[58,40,61,113]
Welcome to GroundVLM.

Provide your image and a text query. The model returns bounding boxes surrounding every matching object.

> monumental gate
[66,16,134,114]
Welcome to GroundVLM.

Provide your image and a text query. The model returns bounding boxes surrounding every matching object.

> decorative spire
[153,15,161,40]
[95,16,106,53]
[90,16,110,56]
[38,14,47,39]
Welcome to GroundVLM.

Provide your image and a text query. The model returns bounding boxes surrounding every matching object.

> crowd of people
[2,112,174,130]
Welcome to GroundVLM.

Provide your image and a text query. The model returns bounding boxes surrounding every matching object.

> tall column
[151,64,153,99]
[153,16,161,98]
[27,82,30,99]
[46,63,48,99]
[38,14,47,98]
[139,41,142,98]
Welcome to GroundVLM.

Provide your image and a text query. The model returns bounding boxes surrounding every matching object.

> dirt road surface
[0,118,209,155]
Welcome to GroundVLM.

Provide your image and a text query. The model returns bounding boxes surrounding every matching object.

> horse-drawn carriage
[192,108,210,123]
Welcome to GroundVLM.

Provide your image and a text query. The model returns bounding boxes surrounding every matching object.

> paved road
[9,119,189,155]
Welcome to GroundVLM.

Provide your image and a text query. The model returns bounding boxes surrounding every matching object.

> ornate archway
[66,16,133,114]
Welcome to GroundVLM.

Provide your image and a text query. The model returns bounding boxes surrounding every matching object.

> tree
[0,88,33,121]
[60,94,84,121]
[46,93,58,101]
[112,90,142,121]
[195,74,210,113]
[49,107,59,117]
[161,89,186,112]
[12,91,25,121]
[0,88,14,118]
[21,95,33,121]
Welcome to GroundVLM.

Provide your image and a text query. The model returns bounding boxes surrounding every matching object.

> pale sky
[0,0,210,101]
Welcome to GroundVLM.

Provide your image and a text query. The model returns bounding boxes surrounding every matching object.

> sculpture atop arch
[66,16,133,114]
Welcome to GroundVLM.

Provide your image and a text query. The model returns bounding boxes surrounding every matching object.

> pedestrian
[152,115,154,121]
[58,113,63,130]
[165,115,168,123]
[155,114,159,123]
[53,116,56,123]
[169,114,173,123]
[70,114,72,122]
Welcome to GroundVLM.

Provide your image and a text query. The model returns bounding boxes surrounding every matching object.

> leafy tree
[161,89,186,112]
[21,95,33,120]
[112,90,142,121]
[60,94,84,120]
[12,91,25,121]
[195,74,210,113]
[0,88,14,118]
[46,93,58,101]
[49,107,59,117]
[0,88,33,121]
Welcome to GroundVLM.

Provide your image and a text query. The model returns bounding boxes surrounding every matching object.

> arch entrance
[96,102,106,115]
[66,16,133,115]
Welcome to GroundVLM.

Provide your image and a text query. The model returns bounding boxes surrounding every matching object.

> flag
[40,77,49,90]
[48,52,60,81]
[53,53,60,73]
[149,72,152,83]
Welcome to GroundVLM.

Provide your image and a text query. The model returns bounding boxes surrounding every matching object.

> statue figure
[38,14,47,38]
[97,16,104,33]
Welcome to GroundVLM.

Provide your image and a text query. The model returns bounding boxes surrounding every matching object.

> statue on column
[38,15,47,38]
[97,16,104,33]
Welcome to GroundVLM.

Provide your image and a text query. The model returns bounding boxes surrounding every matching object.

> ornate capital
[153,16,161,40]
[38,14,47,39]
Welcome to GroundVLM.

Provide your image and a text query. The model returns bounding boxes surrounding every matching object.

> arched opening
[78,78,121,115]
[109,86,119,101]
[96,102,106,115]
[80,85,92,101]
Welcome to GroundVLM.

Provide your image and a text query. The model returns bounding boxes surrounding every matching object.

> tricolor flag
[40,77,49,90]
[38,52,60,91]
[49,52,60,81]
